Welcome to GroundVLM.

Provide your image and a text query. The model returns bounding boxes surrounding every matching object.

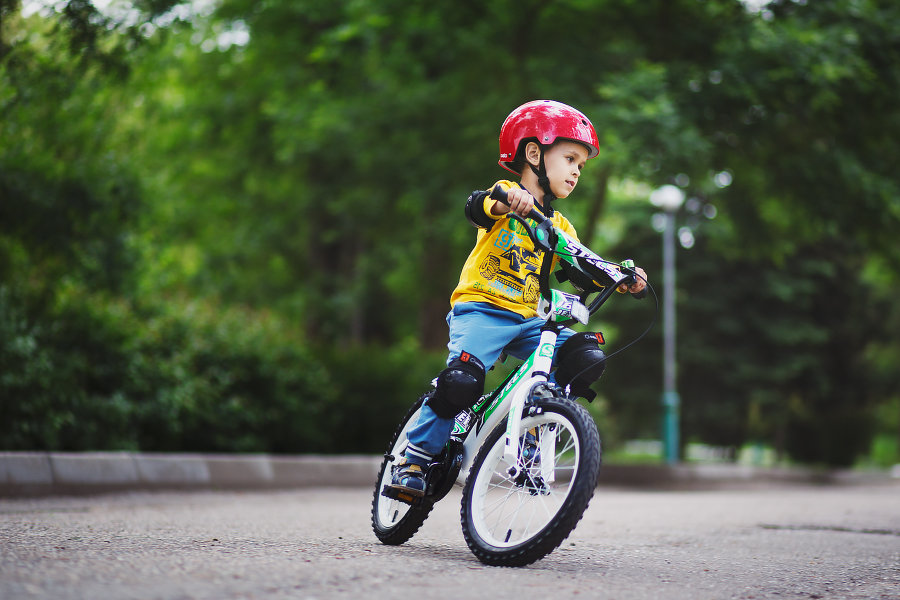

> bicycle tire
[371,393,435,545]
[460,392,601,566]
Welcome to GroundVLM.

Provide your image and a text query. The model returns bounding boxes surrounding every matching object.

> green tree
[2,0,898,465]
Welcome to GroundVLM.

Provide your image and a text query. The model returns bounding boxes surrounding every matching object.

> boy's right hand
[492,187,536,218]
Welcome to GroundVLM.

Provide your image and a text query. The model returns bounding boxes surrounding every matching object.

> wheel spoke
[462,395,602,566]
[466,409,587,548]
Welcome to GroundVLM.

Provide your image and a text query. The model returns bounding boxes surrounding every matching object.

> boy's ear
[524,141,542,167]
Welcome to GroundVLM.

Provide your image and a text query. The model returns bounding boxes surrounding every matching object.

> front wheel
[371,394,434,545]
[460,393,601,566]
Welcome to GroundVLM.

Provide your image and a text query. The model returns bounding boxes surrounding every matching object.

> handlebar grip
[489,184,546,223]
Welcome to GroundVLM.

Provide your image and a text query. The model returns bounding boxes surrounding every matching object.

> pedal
[381,484,425,507]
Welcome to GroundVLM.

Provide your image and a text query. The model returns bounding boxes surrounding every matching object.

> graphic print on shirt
[477,223,542,304]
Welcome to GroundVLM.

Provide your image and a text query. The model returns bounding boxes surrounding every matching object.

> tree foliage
[1,0,898,465]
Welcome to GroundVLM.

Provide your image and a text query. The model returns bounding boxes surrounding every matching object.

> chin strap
[528,148,556,218]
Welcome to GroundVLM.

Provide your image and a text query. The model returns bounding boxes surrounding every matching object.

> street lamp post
[650,185,685,465]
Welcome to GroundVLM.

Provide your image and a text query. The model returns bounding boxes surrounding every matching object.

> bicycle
[370,184,652,567]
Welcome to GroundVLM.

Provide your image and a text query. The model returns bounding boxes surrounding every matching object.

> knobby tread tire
[370,394,434,546]
[460,394,602,567]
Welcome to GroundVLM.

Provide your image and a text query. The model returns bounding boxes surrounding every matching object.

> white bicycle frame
[453,293,586,487]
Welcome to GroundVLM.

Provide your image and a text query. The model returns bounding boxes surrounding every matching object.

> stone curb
[1,452,897,497]
[0,452,382,497]
[597,463,900,489]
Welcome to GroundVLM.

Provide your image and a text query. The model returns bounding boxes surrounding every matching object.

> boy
[389,100,648,497]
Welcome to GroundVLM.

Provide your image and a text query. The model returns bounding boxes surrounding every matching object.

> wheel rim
[468,412,580,548]
[374,407,421,529]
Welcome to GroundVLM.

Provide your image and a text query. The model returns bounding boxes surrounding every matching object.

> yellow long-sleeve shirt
[449,180,579,318]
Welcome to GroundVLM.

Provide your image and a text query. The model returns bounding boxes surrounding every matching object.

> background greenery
[2,0,898,466]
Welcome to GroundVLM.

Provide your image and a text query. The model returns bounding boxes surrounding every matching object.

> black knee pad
[555,333,606,401]
[427,352,486,419]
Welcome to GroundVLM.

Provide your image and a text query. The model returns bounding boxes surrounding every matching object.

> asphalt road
[1,483,898,600]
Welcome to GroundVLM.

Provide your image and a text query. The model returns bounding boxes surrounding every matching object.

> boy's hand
[618,266,648,295]
[492,187,536,218]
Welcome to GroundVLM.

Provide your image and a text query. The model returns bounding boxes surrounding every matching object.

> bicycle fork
[504,329,558,483]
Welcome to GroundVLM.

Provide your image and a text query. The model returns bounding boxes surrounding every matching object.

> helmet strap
[528,147,556,218]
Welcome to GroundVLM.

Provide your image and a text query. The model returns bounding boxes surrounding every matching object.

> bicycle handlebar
[487,183,646,312]
[488,183,658,370]
[490,184,659,379]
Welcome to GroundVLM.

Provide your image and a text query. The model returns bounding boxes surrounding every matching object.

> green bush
[0,286,444,454]
[0,285,134,449]
[315,341,445,454]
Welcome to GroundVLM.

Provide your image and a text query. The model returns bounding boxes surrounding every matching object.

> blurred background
[1,0,898,468]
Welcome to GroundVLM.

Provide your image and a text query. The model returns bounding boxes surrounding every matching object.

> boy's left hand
[618,267,647,294]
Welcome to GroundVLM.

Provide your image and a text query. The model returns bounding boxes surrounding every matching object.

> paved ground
[1,482,898,600]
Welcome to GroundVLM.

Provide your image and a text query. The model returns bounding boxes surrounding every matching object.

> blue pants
[404,302,574,463]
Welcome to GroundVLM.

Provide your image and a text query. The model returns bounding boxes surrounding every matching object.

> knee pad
[555,333,606,401]
[427,352,486,419]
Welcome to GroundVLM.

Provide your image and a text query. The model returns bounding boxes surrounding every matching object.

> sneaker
[515,430,548,495]
[387,458,427,497]
[521,430,540,467]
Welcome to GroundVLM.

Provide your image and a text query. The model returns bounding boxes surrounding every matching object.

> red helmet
[498,100,600,175]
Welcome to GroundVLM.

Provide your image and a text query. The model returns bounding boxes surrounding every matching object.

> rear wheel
[371,394,435,545]
[460,392,601,566]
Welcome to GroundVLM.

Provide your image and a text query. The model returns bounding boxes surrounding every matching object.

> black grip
[489,184,546,223]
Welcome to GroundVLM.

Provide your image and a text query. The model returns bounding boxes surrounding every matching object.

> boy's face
[541,141,590,199]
